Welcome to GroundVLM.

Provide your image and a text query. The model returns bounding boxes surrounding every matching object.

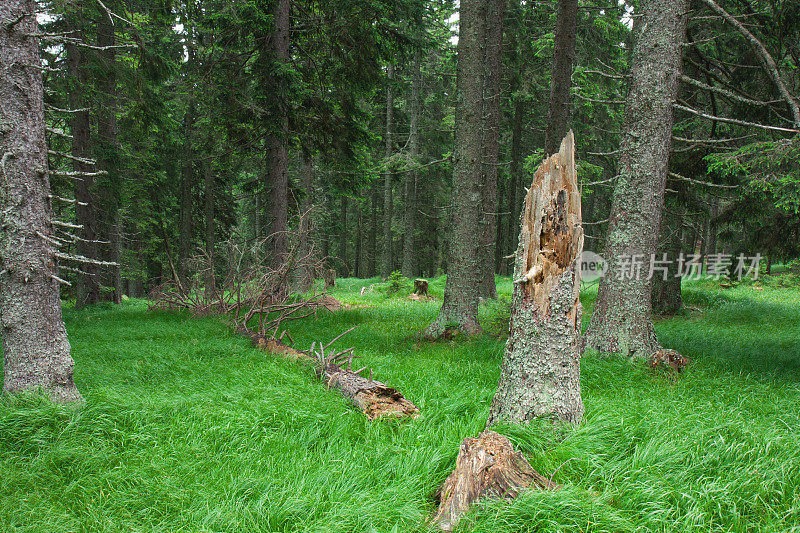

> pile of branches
[150,215,329,337]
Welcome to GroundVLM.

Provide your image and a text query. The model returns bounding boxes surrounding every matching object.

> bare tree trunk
[424,0,489,338]
[583,0,690,358]
[368,181,379,276]
[478,0,505,300]
[651,201,683,316]
[381,64,395,278]
[0,1,81,403]
[266,0,291,266]
[96,7,123,303]
[355,203,363,278]
[179,102,195,286]
[203,162,216,297]
[502,97,524,276]
[488,132,584,426]
[544,0,578,155]
[295,154,316,291]
[65,19,100,308]
[339,195,349,276]
[402,51,421,279]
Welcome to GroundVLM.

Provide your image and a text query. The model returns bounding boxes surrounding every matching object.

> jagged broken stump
[431,431,559,531]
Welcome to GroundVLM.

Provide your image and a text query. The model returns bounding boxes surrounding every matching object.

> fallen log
[246,327,419,420]
[431,431,559,531]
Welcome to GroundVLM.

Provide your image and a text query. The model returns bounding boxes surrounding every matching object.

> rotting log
[487,131,584,426]
[431,431,559,531]
[246,328,419,420]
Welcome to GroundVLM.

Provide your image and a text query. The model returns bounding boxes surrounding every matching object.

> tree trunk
[0,1,81,403]
[65,22,100,308]
[368,181,379,276]
[265,0,291,266]
[96,7,123,303]
[355,203,363,278]
[179,101,195,286]
[651,202,683,316]
[488,132,584,426]
[544,0,578,155]
[381,64,395,278]
[502,97,525,276]
[402,51,421,279]
[203,162,216,297]
[339,195,349,276]
[583,0,689,358]
[431,431,558,532]
[423,0,489,338]
[477,0,505,300]
[294,154,316,291]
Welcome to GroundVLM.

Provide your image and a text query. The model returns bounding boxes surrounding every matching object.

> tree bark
[96,6,123,303]
[651,202,683,316]
[503,97,525,276]
[423,0,489,338]
[431,431,558,531]
[488,132,584,426]
[294,154,316,291]
[544,0,578,155]
[339,195,348,276]
[381,64,395,278]
[583,0,689,358]
[0,1,81,403]
[203,162,216,297]
[402,50,421,279]
[65,19,100,308]
[477,0,505,299]
[178,101,195,286]
[265,0,291,266]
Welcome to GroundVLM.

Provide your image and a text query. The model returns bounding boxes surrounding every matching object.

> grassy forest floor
[2,275,800,532]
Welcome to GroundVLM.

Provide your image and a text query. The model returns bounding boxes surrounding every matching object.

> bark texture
[583,0,689,358]
[544,0,578,155]
[477,0,505,299]
[424,0,488,338]
[0,2,81,403]
[266,0,291,266]
[381,64,395,278]
[402,50,421,279]
[488,132,584,426]
[431,431,558,531]
[65,23,101,307]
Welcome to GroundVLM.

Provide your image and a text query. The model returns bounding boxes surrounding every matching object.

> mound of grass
[2,279,799,532]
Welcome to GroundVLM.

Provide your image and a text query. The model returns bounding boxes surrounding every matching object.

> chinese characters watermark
[580,252,762,281]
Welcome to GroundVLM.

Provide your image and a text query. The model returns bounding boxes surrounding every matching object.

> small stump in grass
[432,431,559,531]
[647,349,689,373]
[414,278,429,297]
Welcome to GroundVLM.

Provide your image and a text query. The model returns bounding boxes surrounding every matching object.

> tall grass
[1,277,799,532]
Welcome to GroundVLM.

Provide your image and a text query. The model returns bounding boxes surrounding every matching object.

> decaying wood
[432,431,559,531]
[414,278,429,296]
[488,131,584,426]
[250,328,419,420]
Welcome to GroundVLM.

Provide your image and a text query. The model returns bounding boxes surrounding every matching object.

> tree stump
[414,278,429,296]
[431,431,559,531]
[488,131,584,426]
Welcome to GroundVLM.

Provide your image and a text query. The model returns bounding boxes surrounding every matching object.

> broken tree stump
[414,278,429,296]
[487,131,585,426]
[431,431,559,531]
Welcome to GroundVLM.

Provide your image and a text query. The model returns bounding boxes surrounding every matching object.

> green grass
[2,276,800,532]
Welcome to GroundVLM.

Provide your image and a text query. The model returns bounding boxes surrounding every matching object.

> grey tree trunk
[583,0,689,358]
[402,51,421,279]
[381,64,395,278]
[266,0,291,266]
[487,132,584,426]
[544,0,578,155]
[477,0,505,299]
[0,1,82,403]
[294,154,317,291]
[424,0,489,338]
[651,200,683,316]
[65,21,101,308]
[339,195,348,276]
[502,97,525,276]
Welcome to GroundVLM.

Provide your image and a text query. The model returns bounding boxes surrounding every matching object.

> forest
[1,0,800,531]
